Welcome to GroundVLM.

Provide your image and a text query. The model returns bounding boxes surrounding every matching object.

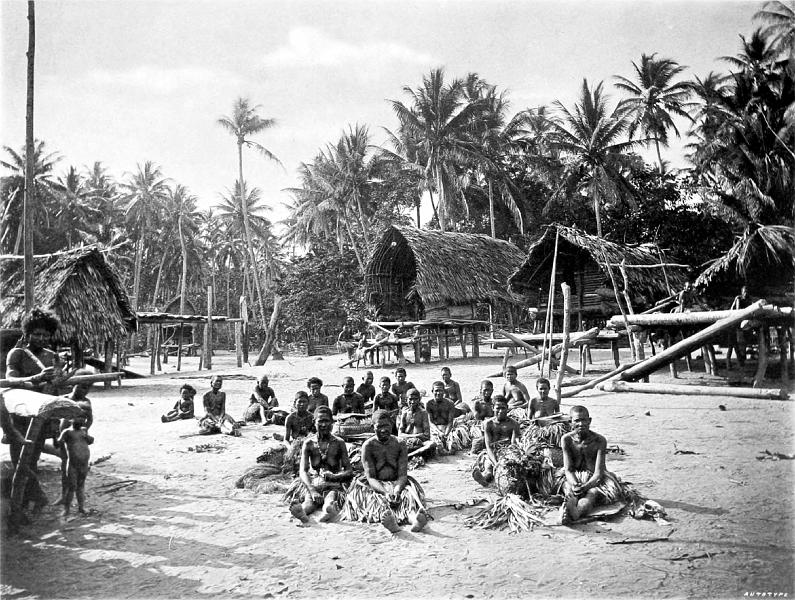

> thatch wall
[365,226,525,320]
[508,225,689,316]
[0,248,136,347]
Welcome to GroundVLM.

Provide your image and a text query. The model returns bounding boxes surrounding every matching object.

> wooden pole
[10,417,44,517]
[556,283,571,405]
[601,380,788,400]
[608,306,792,329]
[753,326,768,388]
[155,326,162,372]
[779,327,789,386]
[235,321,242,368]
[655,245,673,296]
[540,228,560,376]
[22,0,35,314]
[149,325,156,375]
[604,255,636,362]
[560,362,636,399]
[620,301,767,382]
[206,285,213,370]
[619,259,645,364]
[472,326,479,358]
[495,328,540,355]
[489,327,598,377]
[664,332,678,378]
[103,339,113,389]
[458,326,467,359]
[176,322,183,371]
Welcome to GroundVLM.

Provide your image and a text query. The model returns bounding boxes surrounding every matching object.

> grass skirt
[431,417,473,452]
[340,475,425,525]
[554,469,625,505]
[281,476,347,505]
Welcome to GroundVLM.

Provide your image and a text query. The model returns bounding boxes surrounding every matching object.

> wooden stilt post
[780,327,789,386]
[556,283,571,405]
[155,326,162,372]
[149,325,157,375]
[472,326,479,358]
[541,229,560,376]
[103,339,113,389]
[437,329,444,359]
[206,285,213,370]
[444,328,450,359]
[235,321,242,368]
[116,341,123,386]
[665,332,678,378]
[177,322,183,371]
[753,326,768,388]
[458,327,467,359]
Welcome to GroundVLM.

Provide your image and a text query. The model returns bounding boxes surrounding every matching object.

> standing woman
[3,308,69,512]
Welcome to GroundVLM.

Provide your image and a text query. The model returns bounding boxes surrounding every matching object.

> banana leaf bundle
[494,444,543,498]
[341,476,425,525]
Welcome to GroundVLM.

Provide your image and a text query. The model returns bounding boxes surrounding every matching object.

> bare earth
[1,347,793,600]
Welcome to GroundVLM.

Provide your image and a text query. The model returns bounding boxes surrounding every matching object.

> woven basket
[333,420,374,439]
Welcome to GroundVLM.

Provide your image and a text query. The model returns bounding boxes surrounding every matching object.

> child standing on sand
[58,417,94,518]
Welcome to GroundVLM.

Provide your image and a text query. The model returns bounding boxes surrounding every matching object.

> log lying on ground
[599,380,789,400]
[608,305,792,330]
[619,301,768,382]
[559,363,636,399]
[489,328,598,377]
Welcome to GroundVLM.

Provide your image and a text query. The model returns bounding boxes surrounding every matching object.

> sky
[1,0,762,226]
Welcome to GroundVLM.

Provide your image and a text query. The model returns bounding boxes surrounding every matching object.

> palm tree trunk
[593,193,603,238]
[178,218,188,315]
[343,215,366,272]
[151,248,168,309]
[354,196,371,250]
[237,141,268,327]
[435,164,447,232]
[23,0,35,312]
[488,179,495,238]
[132,236,144,311]
[655,138,664,176]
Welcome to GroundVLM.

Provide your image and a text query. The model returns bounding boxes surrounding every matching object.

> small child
[58,417,94,517]
[529,377,560,419]
[162,384,196,422]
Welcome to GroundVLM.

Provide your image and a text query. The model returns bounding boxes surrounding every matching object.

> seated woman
[198,375,239,436]
[282,392,316,475]
[472,396,521,487]
[283,407,353,523]
[244,374,287,425]
[161,384,196,422]
[342,410,428,533]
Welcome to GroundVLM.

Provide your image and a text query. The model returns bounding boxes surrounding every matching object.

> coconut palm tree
[55,166,101,248]
[754,1,795,59]
[547,79,644,237]
[121,161,169,312]
[389,68,487,231]
[164,184,200,314]
[83,161,121,245]
[614,53,693,174]
[217,98,281,325]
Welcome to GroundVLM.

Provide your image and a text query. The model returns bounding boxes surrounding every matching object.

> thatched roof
[366,226,525,307]
[0,248,136,346]
[694,225,795,303]
[508,224,689,300]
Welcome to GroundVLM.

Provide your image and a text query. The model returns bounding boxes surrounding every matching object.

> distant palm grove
[2,4,793,348]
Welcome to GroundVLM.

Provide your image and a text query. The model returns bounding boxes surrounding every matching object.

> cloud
[263,27,434,69]
[84,66,241,95]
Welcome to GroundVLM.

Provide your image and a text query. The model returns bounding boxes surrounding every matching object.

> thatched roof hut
[365,226,525,320]
[508,225,689,319]
[694,226,795,306]
[0,248,136,348]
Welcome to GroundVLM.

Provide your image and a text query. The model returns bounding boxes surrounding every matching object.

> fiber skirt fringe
[281,476,347,505]
[554,469,625,505]
[340,475,426,525]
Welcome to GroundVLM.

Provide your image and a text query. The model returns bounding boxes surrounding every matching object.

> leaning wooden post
[556,283,571,405]
[604,254,636,362]
[620,301,767,382]
[10,417,45,517]
[540,228,560,376]
[103,338,113,389]
[235,321,243,368]
[619,259,645,364]
[205,285,213,370]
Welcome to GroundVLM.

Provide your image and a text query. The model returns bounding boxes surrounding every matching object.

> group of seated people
[161,363,619,530]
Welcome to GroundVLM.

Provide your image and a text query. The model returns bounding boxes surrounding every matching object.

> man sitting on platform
[343,410,428,533]
[285,406,353,524]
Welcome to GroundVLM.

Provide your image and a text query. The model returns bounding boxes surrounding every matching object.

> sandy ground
[1,346,793,600]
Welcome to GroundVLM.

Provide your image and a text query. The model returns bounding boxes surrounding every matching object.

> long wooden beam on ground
[599,380,788,400]
[0,372,124,389]
[619,301,768,382]
[559,362,636,399]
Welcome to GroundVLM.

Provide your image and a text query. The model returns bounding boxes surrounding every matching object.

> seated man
[283,392,316,475]
[469,380,495,454]
[502,365,530,411]
[390,368,415,407]
[344,410,428,533]
[285,406,353,524]
[425,381,469,453]
[356,371,376,410]
[528,377,559,420]
[306,377,329,413]
[199,375,239,435]
[244,375,287,425]
[332,377,366,416]
[398,389,436,457]
[440,366,463,406]
[472,396,521,487]
[557,406,623,524]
